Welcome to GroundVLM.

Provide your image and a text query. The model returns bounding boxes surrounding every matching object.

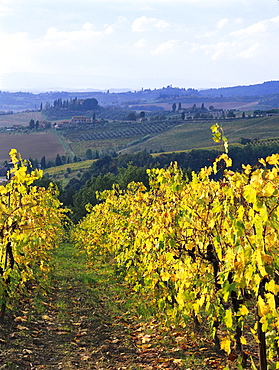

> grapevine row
[72,121,177,142]
[0,150,66,320]
[73,127,279,369]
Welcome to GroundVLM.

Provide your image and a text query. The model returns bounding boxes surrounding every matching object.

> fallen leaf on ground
[16,325,29,331]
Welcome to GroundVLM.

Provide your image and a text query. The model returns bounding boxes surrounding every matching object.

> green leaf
[224,309,233,328]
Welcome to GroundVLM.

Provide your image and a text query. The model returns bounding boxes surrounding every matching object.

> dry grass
[0,112,45,127]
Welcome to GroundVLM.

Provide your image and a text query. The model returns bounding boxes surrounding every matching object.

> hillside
[200,80,279,97]
[1,114,279,165]
[60,115,279,158]
[1,81,279,112]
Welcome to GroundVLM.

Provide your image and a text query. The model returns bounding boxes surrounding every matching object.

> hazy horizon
[1,80,278,95]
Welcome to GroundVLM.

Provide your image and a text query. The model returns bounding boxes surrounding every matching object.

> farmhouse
[70,116,92,124]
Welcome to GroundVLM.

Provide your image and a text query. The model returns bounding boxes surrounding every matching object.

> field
[45,159,95,187]
[119,116,279,153]
[0,111,44,127]
[69,137,134,158]
[1,112,279,165]
[0,132,65,163]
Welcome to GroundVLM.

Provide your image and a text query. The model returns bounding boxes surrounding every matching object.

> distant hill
[0,81,279,112]
[199,81,279,97]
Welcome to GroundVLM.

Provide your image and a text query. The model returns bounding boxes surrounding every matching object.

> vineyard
[73,125,279,370]
[66,120,181,143]
[2,125,279,369]
[0,150,66,320]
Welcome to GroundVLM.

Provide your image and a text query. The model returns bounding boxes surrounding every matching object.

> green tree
[46,160,55,168]
[127,112,137,121]
[172,103,176,112]
[86,148,93,160]
[117,164,149,189]
[81,98,98,110]
[227,110,236,118]
[40,156,46,169]
[29,119,35,129]
[55,154,62,166]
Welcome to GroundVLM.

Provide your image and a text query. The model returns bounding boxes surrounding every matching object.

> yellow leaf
[218,153,232,168]
[240,336,247,345]
[262,182,276,197]
[243,185,257,204]
[16,325,29,331]
[220,336,231,354]
[265,167,277,180]
[266,153,279,165]
[266,293,276,312]
[258,296,268,317]
[258,158,266,166]
[176,289,185,308]
[265,280,279,294]
[242,164,252,175]
[238,305,249,316]
[161,270,171,282]
[208,218,215,229]
[224,309,233,328]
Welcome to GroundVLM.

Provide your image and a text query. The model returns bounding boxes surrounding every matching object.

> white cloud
[82,22,94,31]
[0,31,40,74]
[153,39,179,55]
[231,16,279,38]
[132,16,169,32]
[133,38,147,48]
[43,24,102,48]
[231,21,266,38]
[235,43,260,59]
[0,0,278,91]
[234,18,243,25]
[190,14,279,62]
[104,16,129,35]
[217,18,228,29]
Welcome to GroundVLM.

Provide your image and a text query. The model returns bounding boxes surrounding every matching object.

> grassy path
[54,130,75,160]
[0,244,230,369]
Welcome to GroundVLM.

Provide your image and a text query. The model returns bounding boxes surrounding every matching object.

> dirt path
[0,243,235,369]
[0,278,136,369]
[0,245,186,369]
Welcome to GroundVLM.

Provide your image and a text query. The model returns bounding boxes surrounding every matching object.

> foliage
[60,141,279,222]
[73,125,279,368]
[0,150,66,320]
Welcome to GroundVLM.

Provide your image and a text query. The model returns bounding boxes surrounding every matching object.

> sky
[0,0,279,92]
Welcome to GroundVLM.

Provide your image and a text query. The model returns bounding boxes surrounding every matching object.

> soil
[0,246,231,370]
[0,275,185,369]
